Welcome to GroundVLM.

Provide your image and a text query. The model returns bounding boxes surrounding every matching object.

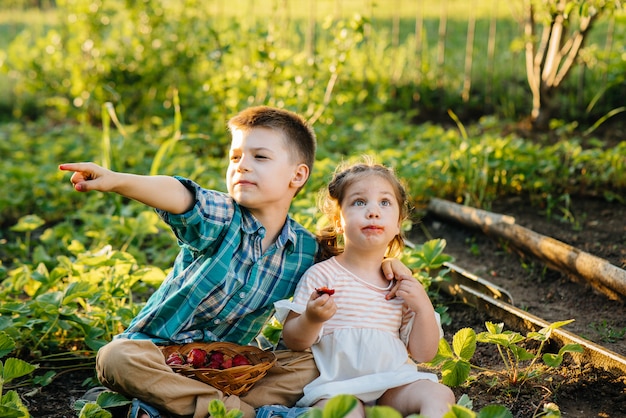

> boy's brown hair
[228,106,317,194]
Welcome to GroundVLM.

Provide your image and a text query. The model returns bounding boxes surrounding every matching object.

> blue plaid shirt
[117,177,318,345]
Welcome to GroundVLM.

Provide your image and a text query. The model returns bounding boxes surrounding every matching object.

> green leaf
[538,319,575,336]
[366,405,403,418]
[32,370,56,386]
[476,404,513,418]
[484,322,504,335]
[559,343,583,356]
[441,358,471,387]
[208,399,227,418]
[543,343,583,367]
[322,394,359,418]
[456,394,473,410]
[0,332,16,358]
[542,353,563,368]
[429,338,455,366]
[302,407,323,418]
[442,404,475,418]
[2,358,38,383]
[0,406,27,418]
[509,345,534,362]
[78,402,113,418]
[96,392,132,409]
[225,409,244,418]
[10,214,45,232]
[418,239,453,268]
[452,328,476,360]
[0,390,29,418]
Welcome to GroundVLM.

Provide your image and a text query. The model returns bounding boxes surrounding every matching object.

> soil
[15,196,626,417]
[412,195,626,418]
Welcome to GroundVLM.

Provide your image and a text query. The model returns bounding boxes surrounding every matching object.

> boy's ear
[290,163,310,188]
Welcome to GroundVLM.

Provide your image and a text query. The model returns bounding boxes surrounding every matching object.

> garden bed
[414,195,626,417]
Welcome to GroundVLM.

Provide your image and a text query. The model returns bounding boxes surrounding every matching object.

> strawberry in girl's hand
[316,287,335,296]
[186,348,208,368]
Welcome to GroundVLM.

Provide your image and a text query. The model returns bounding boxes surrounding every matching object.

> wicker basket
[161,342,276,396]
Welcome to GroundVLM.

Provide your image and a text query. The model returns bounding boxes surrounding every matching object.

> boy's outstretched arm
[59,162,195,214]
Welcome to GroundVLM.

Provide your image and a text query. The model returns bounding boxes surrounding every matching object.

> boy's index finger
[58,162,85,172]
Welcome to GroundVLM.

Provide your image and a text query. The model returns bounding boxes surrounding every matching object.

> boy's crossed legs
[96,339,319,418]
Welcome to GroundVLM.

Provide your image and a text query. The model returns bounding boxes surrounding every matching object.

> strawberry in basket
[165,352,185,366]
[186,348,208,368]
[233,354,251,367]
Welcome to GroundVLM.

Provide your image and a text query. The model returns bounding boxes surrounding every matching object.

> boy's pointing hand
[59,162,112,192]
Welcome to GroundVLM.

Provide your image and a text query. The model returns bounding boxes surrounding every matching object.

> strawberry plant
[208,399,243,418]
[430,320,583,387]
[300,393,519,418]
[0,331,38,418]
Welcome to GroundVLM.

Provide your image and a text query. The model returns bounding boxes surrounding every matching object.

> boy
[60,106,410,418]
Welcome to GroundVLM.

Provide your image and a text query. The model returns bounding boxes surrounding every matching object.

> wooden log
[428,197,626,301]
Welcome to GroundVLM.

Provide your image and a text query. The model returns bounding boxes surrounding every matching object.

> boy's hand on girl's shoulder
[388,276,430,311]
[59,162,114,192]
[385,273,414,300]
[382,257,413,300]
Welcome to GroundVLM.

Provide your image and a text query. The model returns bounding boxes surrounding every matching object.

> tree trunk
[523,0,600,130]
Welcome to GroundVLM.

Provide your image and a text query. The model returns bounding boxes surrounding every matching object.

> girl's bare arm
[281,292,336,351]
[396,277,441,362]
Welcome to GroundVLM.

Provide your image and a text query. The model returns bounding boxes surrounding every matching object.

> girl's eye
[381,199,392,207]
[230,155,240,162]
[353,199,366,206]
[255,154,268,159]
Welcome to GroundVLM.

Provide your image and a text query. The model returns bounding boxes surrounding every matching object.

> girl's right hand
[304,290,337,323]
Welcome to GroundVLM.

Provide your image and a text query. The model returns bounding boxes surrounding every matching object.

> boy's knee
[96,338,161,385]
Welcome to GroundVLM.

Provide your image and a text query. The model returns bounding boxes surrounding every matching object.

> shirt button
[213,319,220,325]
[239,292,246,298]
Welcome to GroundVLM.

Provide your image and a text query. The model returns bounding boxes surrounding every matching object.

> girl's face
[337,174,401,252]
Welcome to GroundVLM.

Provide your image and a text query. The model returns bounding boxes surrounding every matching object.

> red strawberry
[186,348,207,368]
[165,352,185,366]
[316,286,335,296]
[206,351,224,369]
[207,360,221,369]
[209,351,224,362]
[220,357,233,369]
[232,354,251,367]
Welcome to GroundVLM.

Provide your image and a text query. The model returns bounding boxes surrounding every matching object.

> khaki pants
[96,339,319,418]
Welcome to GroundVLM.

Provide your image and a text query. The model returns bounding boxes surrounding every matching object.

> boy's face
[227,127,308,213]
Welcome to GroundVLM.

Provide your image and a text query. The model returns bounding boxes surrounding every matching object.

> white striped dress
[274,257,441,406]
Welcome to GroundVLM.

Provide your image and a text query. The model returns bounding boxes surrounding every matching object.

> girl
[275,157,455,418]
